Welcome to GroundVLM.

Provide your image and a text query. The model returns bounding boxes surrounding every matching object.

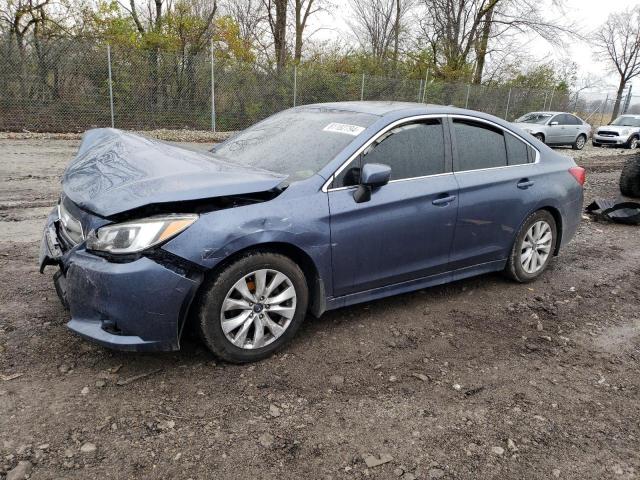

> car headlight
[621,129,630,136]
[86,214,198,254]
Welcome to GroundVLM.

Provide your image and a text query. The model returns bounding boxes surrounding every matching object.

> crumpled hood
[62,128,287,217]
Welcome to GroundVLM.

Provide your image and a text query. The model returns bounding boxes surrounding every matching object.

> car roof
[301,101,471,117]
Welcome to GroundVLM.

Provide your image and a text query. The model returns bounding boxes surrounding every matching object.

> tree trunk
[611,77,626,121]
[393,0,400,73]
[274,0,288,71]
[294,1,302,62]
[473,5,493,85]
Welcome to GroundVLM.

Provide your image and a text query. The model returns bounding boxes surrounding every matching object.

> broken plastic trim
[585,198,640,225]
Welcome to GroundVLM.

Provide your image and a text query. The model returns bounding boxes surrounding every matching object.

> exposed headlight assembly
[86,214,198,255]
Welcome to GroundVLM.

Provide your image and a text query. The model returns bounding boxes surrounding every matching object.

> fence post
[465,84,471,109]
[504,88,512,120]
[210,40,216,132]
[601,93,610,124]
[548,88,555,112]
[421,69,429,103]
[293,65,298,107]
[417,79,423,102]
[573,92,580,111]
[360,73,365,101]
[107,45,115,128]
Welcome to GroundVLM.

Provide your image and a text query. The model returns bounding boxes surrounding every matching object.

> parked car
[40,102,585,363]
[513,112,592,150]
[593,115,640,149]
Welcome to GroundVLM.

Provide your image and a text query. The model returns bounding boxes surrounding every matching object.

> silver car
[592,115,640,149]
[513,112,592,150]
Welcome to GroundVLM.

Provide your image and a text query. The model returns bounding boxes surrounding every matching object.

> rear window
[211,107,377,181]
[453,119,507,171]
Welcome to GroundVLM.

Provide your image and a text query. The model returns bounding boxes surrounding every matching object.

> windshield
[516,113,553,124]
[211,107,378,181]
[611,116,640,127]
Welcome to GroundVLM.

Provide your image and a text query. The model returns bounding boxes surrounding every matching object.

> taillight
[569,166,586,186]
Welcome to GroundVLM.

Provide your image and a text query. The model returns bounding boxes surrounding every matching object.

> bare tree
[348,0,412,65]
[292,0,324,63]
[263,0,288,71]
[0,0,52,52]
[417,0,572,82]
[223,0,264,47]
[593,6,640,120]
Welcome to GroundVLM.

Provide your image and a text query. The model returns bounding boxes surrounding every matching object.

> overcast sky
[312,0,639,100]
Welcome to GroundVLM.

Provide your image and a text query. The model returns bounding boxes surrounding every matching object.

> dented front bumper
[40,208,201,352]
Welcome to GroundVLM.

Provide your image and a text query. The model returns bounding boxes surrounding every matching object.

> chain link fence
[0,39,579,133]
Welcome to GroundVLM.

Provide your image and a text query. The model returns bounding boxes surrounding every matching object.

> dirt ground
[0,138,639,480]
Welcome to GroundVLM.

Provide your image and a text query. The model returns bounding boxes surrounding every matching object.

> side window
[505,133,535,166]
[453,119,507,171]
[549,115,562,125]
[569,115,582,125]
[333,119,445,187]
[559,114,572,125]
[363,120,445,180]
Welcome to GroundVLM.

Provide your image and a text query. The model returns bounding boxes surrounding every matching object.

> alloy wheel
[576,136,586,149]
[631,138,639,149]
[520,220,553,274]
[220,269,297,349]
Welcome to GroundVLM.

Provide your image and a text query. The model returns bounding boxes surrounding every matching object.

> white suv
[593,115,640,149]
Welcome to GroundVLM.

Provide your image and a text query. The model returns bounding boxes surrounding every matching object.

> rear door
[328,117,459,297]
[565,114,582,143]
[449,117,539,271]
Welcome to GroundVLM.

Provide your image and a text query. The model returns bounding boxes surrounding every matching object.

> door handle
[432,195,457,206]
[517,179,535,189]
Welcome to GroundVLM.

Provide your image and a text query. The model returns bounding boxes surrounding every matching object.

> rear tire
[572,134,587,150]
[197,252,308,363]
[620,155,640,198]
[505,210,557,283]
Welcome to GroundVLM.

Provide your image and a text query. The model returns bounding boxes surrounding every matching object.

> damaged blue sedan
[40,102,585,362]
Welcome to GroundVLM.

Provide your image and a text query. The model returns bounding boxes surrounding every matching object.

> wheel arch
[191,242,326,324]
[539,206,563,256]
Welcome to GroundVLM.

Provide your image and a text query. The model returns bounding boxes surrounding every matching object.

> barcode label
[322,123,366,136]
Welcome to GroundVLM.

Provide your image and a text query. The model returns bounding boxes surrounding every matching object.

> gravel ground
[0,138,639,480]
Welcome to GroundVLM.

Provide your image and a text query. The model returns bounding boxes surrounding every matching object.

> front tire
[197,252,308,363]
[620,155,640,198]
[572,134,587,150]
[534,133,545,143]
[505,210,557,283]
[625,136,639,150]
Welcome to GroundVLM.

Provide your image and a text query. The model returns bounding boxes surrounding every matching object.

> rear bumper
[40,209,201,352]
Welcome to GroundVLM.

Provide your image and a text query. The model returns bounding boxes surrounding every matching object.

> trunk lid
[62,129,287,217]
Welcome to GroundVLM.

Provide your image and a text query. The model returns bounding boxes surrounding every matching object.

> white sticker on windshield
[323,123,365,136]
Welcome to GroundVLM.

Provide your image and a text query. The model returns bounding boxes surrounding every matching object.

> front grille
[598,131,619,137]
[58,202,84,246]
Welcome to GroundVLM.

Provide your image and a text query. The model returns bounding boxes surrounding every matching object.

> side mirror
[354,163,391,203]
[549,121,559,126]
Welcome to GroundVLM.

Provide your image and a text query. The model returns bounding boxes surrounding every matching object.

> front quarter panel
[161,177,333,294]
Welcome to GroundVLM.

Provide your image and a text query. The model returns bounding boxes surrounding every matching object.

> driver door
[545,115,565,143]
[327,118,459,297]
